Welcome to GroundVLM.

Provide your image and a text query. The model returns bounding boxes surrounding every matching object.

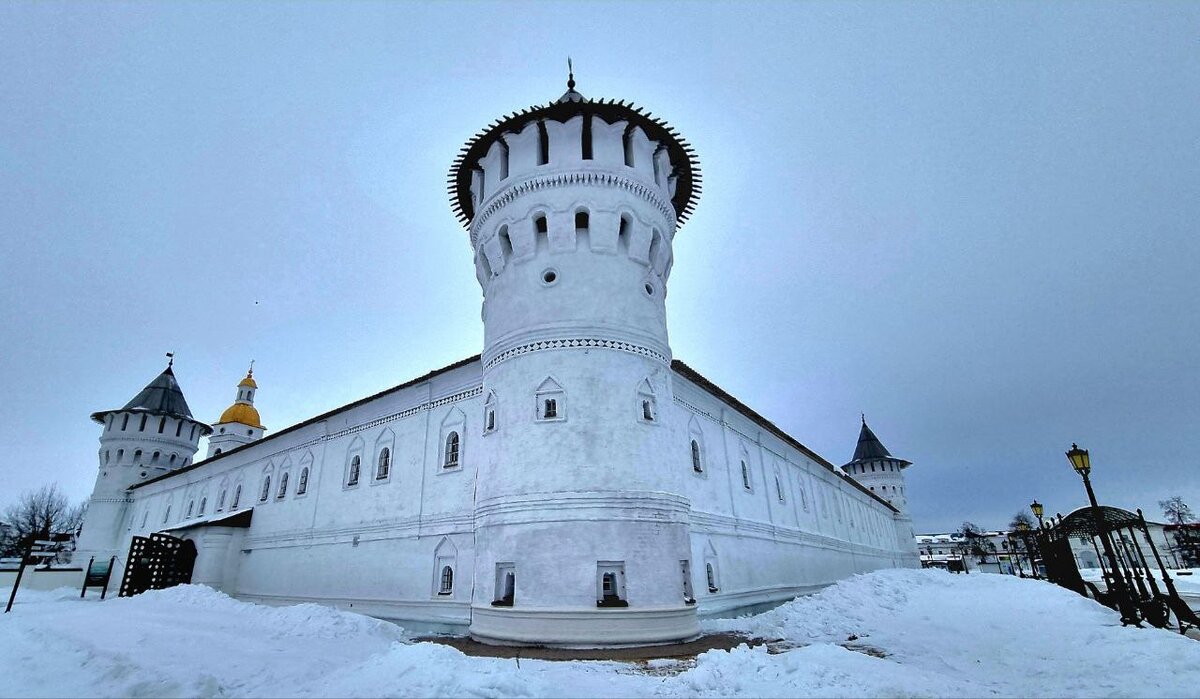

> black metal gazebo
[1038,505,1197,633]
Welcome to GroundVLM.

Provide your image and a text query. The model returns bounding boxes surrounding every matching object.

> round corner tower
[75,359,212,576]
[450,72,702,645]
[841,416,921,564]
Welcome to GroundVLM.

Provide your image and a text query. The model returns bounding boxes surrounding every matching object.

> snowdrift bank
[1,569,1197,698]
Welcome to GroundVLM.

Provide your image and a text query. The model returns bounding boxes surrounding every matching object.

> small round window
[541,268,559,286]
[644,282,655,296]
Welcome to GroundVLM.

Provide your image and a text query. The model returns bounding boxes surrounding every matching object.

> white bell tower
[207,364,266,458]
[450,67,702,646]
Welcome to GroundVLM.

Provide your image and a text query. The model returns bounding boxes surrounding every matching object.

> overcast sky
[1,1,1197,534]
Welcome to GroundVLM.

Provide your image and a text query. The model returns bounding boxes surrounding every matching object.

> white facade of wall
[99,358,916,643]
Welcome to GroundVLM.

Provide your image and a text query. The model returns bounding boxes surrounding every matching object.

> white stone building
[74,76,919,646]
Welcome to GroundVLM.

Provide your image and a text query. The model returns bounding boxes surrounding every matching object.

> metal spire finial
[861,412,866,425]
[248,359,255,377]
[166,351,174,369]
[567,57,575,91]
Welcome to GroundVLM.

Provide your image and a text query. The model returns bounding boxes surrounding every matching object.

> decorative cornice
[470,171,676,246]
[484,337,669,371]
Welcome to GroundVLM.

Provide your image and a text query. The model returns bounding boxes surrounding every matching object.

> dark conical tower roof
[844,417,910,469]
[118,366,194,418]
[853,420,891,461]
[91,363,209,434]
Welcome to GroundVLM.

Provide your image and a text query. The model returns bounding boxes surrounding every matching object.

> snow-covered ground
[2,569,1198,698]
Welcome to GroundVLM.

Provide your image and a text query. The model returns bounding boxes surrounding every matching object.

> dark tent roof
[1053,506,1142,538]
[91,365,210,434]
[843,419,910,468]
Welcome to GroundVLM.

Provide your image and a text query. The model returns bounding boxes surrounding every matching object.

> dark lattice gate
[118,533,196,597]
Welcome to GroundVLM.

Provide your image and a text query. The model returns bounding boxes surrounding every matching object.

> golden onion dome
[217,402,264,429]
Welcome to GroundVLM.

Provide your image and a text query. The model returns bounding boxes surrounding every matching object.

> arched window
[297,467,309,495]
[637,378,656,423]
[649,229,663,266]
[260,475,271,502]
[163,505,171,523]
[347,455,360,486]
[198,497,207,515]
[217,489,226,511]
[121,414,129,430]
[158,416,166,433]
[617,215,631,250]
[214,448,223,456]
[139,414,147,431]
[231,485,241,509]
[186,500,194,518]
[444,432,460,469]
[376,448,391,480]
[439,566,454,595]
[277,471,289,499]
[169,454,176,466]
[175,420,183,437]
[575,210,589,231]
[706,563,718,592]
[691,440,703,473]
[534,214,548,234]
[497,226,513,262]
[117,449,124,462]
[741,461,751,490]
[775,475,785,502]
[622,124,636,167]
[151,451,160,464]
[134,450,142,463]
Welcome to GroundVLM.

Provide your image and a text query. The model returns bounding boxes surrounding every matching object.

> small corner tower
[841,416,912,513]
[207,364,266,458]
[76,356,212,572]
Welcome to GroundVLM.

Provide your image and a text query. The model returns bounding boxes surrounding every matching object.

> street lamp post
[1016,521,1040,579]
[1065,443,1141,626]
[1031,500,1045,529]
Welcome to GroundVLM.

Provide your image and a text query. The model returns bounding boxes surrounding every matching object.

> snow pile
[1,570,1198,698]
[707,568,1200,697]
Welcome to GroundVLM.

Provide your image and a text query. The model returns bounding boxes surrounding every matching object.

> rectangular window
[681,560,695,603]
[596,561,628,607]
[492,563,515,607]
[544,398,557,419]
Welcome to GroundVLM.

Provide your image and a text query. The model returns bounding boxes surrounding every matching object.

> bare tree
[955,521,995,568]
[1159,496,1195,526]
[1,484,77,557]
[1009,510,1035,531]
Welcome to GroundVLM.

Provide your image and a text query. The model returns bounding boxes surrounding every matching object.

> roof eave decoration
[448,97,702,229]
